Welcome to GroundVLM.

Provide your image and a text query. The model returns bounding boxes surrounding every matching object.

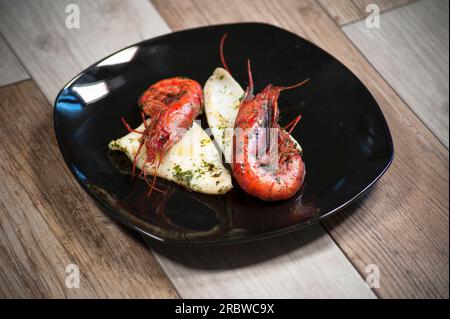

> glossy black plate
[54,23,393,246]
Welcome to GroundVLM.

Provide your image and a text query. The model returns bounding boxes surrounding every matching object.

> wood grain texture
[0,80,178,298]
[150,226,376,299]
[352,0,414,12]
[0,0,375,298]
[319,0,415,25]
[152,0,449,298]
[318,0,364,25]
[0,0,170,102]
[0,0,177,298]
[0,35,29,87]
[343,0,449,147]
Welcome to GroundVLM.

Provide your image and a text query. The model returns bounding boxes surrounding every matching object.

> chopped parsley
[201,159,216,173]
[109,140,127,153]
[200,138,211,147]
[172,165,194,187]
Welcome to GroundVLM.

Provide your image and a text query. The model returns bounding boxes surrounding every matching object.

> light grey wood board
[0,0,170,102]
[150,227,376,299]
[343,0,449,147]
[0,35,29,86]
[319,0,416,26]
[0,0,377,298]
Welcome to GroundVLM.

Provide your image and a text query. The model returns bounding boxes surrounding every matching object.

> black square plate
[54,23,393,246]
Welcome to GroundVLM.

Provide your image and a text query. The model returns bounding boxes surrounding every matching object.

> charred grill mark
[162,90,186,105]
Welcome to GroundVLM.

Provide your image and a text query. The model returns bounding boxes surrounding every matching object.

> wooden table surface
[0,0,448,299]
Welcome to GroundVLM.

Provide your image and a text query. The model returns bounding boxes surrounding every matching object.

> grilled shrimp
[121,77,203,193]
[232,61,308,201]
[138,77,203,166]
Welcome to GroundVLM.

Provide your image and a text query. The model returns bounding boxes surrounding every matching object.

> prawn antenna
[219,33,231,74]
[132,141,145,178]
[121,116,143,134]
[243,59,254,101]
[247,59,254,96]
[280,78,309,92]
[285,114,302,135]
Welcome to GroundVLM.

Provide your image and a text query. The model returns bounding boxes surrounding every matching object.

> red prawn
[121,77,203,194]
[220,34,308,201]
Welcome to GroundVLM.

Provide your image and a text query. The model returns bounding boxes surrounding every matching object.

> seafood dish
[54,23,394,244]
[109,77,232,195]
[109,34,308,201]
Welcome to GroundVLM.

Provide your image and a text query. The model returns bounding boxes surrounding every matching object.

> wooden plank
[0,0,170,102]
[152,0,449,298]
[318,0,363,25]
[0,0,176,298]
[147,0,379,299]
[352,0,414,13]
[0,0,375,298]
[0,35,29,87]
[0,80,178,298]
[151,227,376,299]
[343,0,449,147]
[319,0,415,26]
